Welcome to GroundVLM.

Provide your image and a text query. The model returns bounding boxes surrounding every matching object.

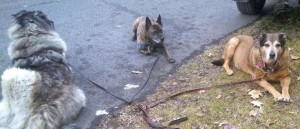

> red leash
[137,78,261,128]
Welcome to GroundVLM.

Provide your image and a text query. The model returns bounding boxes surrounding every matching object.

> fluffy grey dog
[0,10,86,129]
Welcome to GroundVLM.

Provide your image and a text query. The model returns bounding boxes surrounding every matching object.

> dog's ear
[157,14,162,25]
[12,10,27,19]
[145,17,152,30]
[278,33,287,47]
[258,34,267,47]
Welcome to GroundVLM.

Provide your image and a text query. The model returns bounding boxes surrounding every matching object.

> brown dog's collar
[257,60,264,69]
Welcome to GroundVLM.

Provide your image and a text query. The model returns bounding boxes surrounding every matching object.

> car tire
[236,0,266,15]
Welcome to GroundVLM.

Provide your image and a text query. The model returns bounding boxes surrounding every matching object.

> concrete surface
[0,0,276,128]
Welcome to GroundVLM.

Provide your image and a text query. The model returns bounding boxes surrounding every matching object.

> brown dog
[212,33,291,102]
[132,15,175,63]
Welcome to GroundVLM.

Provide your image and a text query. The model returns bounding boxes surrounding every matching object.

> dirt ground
[98,15,300,129]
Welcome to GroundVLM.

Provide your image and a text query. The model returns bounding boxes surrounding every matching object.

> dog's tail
[211,59,224,66]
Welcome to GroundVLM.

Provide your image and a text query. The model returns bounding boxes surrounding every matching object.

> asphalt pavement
[0,0,276,128]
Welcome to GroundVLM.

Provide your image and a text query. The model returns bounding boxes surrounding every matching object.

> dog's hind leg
[222,37,240,75]
[0,68,38,128]
[132,28,137,41]
[0,101,10,126]
[26,87,86,129]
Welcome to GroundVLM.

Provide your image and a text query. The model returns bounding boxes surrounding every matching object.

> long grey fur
[0,10,86,129]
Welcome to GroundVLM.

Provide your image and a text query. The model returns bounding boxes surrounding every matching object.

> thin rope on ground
[69,53,160,104]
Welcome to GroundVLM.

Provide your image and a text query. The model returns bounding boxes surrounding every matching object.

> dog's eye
[264,44,270,47]
[275,44,281,48]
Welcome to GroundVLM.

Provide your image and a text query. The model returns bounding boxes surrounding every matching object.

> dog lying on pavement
[132,15,175,63]
[212,33,291,102]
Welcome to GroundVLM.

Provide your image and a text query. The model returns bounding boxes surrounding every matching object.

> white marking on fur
[75,88,87,107]
[272,41,280,60]
[1,68,36,84]
[0,68,37,128]
[153,39,161,44]
[0,100,10,125]
[264,40,279,61]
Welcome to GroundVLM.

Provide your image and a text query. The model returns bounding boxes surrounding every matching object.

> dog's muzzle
[269,51,276,59]
[153,37,164,44]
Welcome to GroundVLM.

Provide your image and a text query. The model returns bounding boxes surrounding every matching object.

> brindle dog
[132,15,175,63]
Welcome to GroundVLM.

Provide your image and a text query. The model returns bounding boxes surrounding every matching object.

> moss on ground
[98,16,300,129]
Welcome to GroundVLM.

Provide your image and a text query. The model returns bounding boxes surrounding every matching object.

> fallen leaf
[179,77,190,82]
[290,55,300,60]
[258,107,264,113]
[172,82,178,85]
[95,110,109,116]
[249,107,264,117]
[249,110,258,116]
[124,84,139,90]
[192,125,204,129]
[153,117,163,122]
[198,90,206,94]
[251,100,263,108]
[196,112,204,117]
[288,111,298,115]
[216,94,222,99]
[214,121,229,126]
[248,90,263,99]
[132,71,143,74]
[223,124,237,129]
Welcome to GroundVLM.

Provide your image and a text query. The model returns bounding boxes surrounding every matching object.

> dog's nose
[269,52,275,59]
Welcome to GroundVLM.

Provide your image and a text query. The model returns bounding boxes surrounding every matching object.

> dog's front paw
[274,94,284,102]
[281,90,291,102]
[168,58,175,63]
[132,35,137,41]
[281,94,291,102]
[226,69,234,76]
